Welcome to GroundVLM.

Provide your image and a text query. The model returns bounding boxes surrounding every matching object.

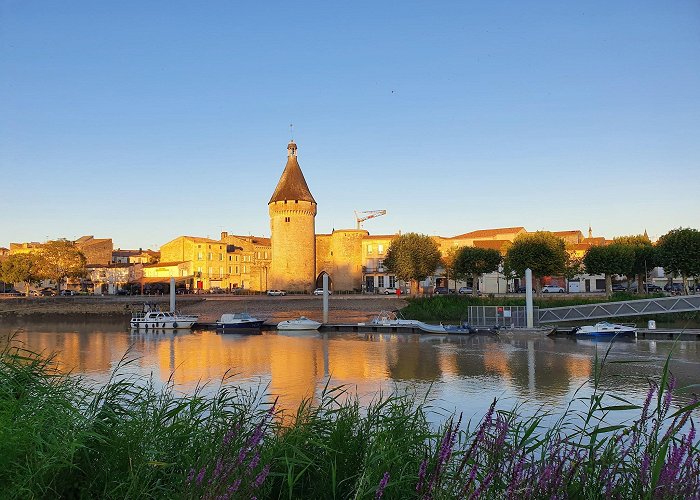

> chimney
[221,231,228,240]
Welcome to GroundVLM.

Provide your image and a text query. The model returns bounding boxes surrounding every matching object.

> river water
[2,317,699,423]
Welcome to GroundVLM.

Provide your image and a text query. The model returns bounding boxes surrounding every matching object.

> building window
[367,245,373,254]
[378,260,384,270]
[243,265,247,273]
[235,256,239,262]
[208,253,212,260]
[197,252,203,260]
[378,244,384,254]
[235,266,239,274]
[264,251,268,259]
[219,267,223,277]
[219,254,223,261]
[208,267,213,275]
[285,217,290,223]
[378,275,385,288]
[197,267,202,274]
[228,266,232,274]
[389,276,396,288]
[229,255,232,261]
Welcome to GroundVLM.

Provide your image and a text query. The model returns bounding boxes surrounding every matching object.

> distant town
[2,142,698,296]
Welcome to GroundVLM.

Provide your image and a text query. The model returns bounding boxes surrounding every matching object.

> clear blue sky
[2,0,699,249]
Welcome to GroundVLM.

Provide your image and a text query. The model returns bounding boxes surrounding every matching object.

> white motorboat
[130,309,198,330]
[574,322,637,338]
[217,313,265,331]
[360,310,422,327]
[276,316,322,331]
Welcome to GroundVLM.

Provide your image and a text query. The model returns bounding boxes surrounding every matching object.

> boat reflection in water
[2,319,699,420]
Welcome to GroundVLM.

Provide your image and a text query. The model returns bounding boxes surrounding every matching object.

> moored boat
[277,316,322,331]
[574,321,637,338]
[217,313,265,331]
[130,309,198,330]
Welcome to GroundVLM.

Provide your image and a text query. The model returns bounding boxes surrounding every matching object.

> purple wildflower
[253,463,271,489]
[196,466,206,485]
[469,470,494,499]
[248,452,261,471]
[228,478,241,494]
[416,458,428,493]
[376,471,390,499]
[186,468,196,483]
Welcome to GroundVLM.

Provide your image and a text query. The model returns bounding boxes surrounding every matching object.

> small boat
[362,310,422,327]
[573,322,637,338]
[130,306,198,330]
[277,316,322,331]
[217,313,265,331]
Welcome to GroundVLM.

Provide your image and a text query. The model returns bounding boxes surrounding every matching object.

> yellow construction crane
[355,210,387,230]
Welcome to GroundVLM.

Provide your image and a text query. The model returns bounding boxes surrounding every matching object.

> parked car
[60,289,76,296]
[644,284,663,292]
[458,286,481,295]
[313,288,332,295]
[434,287,453,295]
[542,285,565,293]
[515,286,534,293]
[267,289,287,296]
[39,288,57,296]
[664,283,684,294]
[611,284,627,292]
[383,287,398,295]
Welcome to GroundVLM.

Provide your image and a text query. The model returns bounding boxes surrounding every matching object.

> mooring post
[525,268,534,328]
[322,274,329,324]
[170,277,176,312]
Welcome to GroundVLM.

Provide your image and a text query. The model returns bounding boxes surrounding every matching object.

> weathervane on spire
[289,123,294,141]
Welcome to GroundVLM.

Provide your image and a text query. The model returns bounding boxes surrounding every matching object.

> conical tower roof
[268,141,316,204]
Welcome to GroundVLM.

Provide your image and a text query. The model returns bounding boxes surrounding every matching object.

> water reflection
[2,318,699,419]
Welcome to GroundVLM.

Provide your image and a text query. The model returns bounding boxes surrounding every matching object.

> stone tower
[268,140,317,292]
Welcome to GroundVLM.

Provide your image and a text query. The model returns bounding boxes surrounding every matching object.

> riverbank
[0,295,407,324]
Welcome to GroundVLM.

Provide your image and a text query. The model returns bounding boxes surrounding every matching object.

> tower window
[295,200,298,204]
[285,217,290,223]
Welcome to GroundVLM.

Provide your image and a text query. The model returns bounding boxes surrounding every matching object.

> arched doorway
[315,271,332,290]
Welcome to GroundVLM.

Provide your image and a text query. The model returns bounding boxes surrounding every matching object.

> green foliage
[454,246,502,296]
[441,246,463,291]
[454,247,501,278]
[37,239,87,290]
[583,244,635,277]
[0,254,42,293]
[613,234,657,288]
[504,231,568,282]
[383,233,442,290]
[656,227,700,279]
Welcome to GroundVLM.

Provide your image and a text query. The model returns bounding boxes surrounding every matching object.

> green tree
[441,247,463,293]
[454,247,502,297]
[36,240,87,293]
[583,243,635,296]
[613,234,657,293]
[383,233,442,295]
[656,228,700,294]
[0,253,42,296]
[503,232,568,294]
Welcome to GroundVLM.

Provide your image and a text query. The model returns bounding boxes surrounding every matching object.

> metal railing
[468,306,538,328]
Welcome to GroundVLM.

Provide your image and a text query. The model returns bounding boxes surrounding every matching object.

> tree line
[0,240,87,295]
[383,228,700,296]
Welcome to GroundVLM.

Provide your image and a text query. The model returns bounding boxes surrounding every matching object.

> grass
[1,335,698,499]
[399,293,700,323]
